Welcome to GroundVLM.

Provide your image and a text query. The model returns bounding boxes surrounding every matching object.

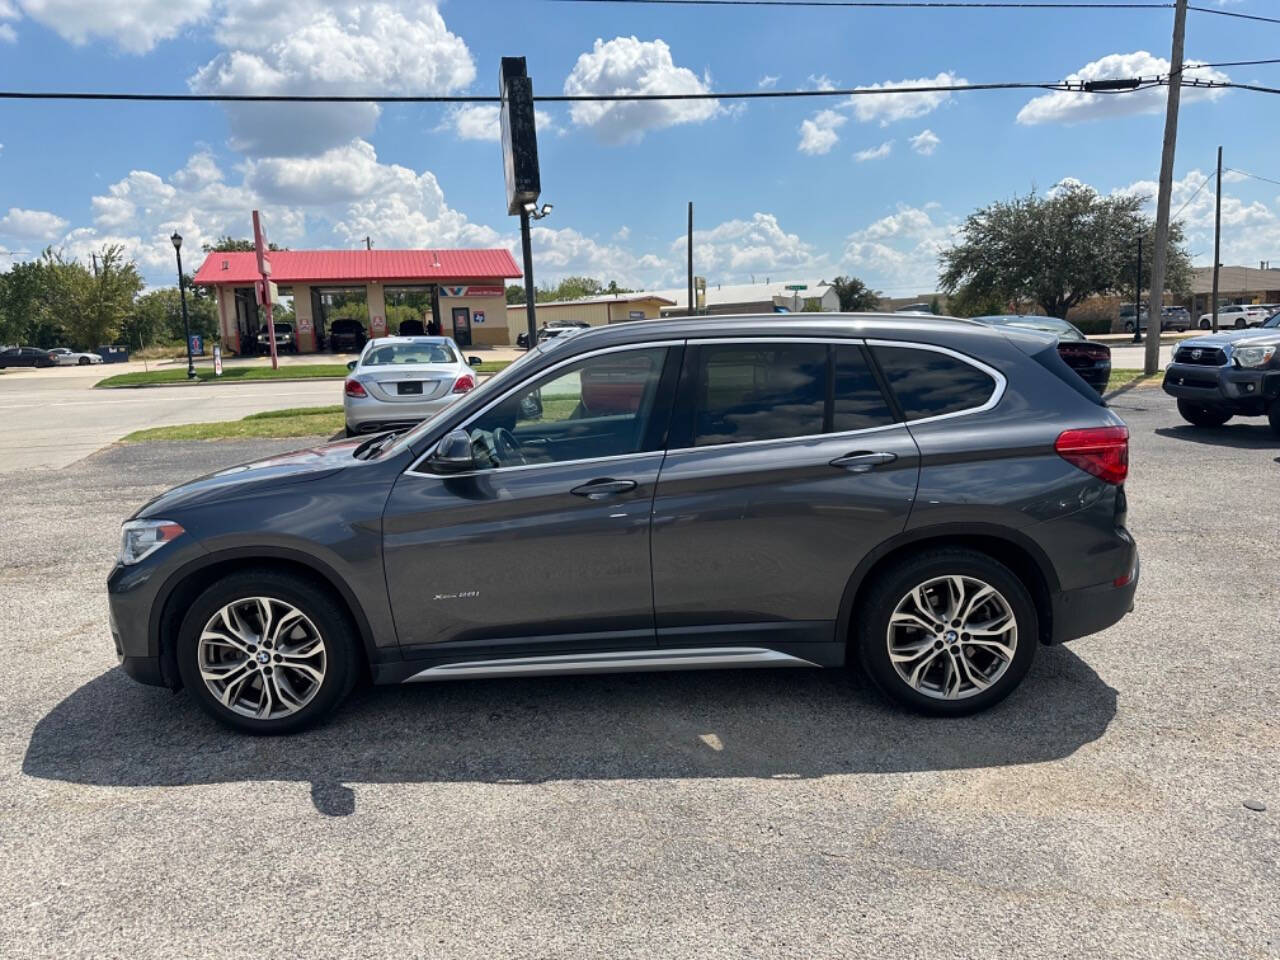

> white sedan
[342,336,480,438]
[47,348,104,366]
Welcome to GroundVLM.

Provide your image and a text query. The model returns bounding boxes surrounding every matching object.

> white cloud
[441,105,556,142]
[847,72,966,125]
[0,23,15,43]
[0,207,68,242]
[798,109,847,155]
[1016,51,1228,125]
[758,74,779,89]
[675,212,831,280]
[532,226,664,285]
[854,140,894,162]
[563,36,720,144]
[909,129,940,155]
[190,2,475,157]
[841,205,955,292]
[1222,169,1248,184]
[809,74,837,92]
[11,0,211,53]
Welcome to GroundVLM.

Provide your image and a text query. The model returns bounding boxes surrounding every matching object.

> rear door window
[871,345,997,421]
[833,345,896,432]
[692,342,827,446]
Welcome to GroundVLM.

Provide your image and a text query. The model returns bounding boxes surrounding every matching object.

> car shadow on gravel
[1154,424,1279,449]
[24,646,1116,817]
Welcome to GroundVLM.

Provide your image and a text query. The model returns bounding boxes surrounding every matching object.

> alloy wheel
[885,575,1018,700]
[197,597,327,720]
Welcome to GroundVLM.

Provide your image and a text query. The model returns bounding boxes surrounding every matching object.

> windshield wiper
[352,430,399,460]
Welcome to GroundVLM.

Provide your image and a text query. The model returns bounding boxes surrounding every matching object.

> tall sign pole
[500,57,542,350]
[1211,146,1222,333]
[1145,0,1188,375]
[687,202,694,316]
[252,210,278,370]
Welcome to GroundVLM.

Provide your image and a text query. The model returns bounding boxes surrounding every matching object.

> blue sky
[0,0,1277,294]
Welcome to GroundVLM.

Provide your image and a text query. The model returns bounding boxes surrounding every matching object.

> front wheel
[1124,321,1136,333]
[1177,399,1232,428]
[854,549,1037,716]
[1235,318,1246,329]
[78,356,91,365]
[176,569,360,734]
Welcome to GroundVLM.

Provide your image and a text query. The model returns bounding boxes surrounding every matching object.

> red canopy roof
[192,249,522,286]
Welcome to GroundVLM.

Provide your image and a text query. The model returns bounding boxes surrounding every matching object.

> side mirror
[431,429,475,473]
[468,356,483,367]
[518,393,543,420]
[346,359,357,371]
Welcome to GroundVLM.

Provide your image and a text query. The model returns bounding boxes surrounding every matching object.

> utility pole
[364,236,373,251]
[1211,145,1222,333]
[687,202,694,317]
[1145,0,1188,375]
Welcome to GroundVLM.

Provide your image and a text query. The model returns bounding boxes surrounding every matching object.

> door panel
[382,453,664,656]
[650,426,921,637]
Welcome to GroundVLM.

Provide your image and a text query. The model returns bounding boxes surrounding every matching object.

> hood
[1178,329,1279,350]
[135,437,366,518]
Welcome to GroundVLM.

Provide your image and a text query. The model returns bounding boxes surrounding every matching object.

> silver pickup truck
[1162,312,1280,434]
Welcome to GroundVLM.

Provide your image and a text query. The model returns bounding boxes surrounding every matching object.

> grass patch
[1106,368,1160,392]
[96,364,352,388]
[123,406,344,443]
[473,360,511,374]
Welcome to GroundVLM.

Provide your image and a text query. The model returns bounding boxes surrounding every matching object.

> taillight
[344,378,367,397]
[451,374,475,394]
[1055,426,1129,485]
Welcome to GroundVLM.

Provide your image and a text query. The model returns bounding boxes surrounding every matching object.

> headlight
[119,519,185,566]
[1234,344,1277,369]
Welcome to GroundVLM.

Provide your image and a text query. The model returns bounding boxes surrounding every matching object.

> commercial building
[651,280,839,317]
[193,249,522,354]
[504,292,675,336]
[1184,265,1280,316]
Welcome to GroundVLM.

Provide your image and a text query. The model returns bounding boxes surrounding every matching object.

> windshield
[274,323,292,334]
[361,341,458,366]
[1263,312,1280,329]
[978,315,1083,341]
[371,345,545,458]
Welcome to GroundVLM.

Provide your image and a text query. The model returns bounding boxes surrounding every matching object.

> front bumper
[344,392,459,433]
[1162,362,1280,406]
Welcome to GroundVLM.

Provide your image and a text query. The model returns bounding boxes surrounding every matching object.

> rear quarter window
[872,345,998,420]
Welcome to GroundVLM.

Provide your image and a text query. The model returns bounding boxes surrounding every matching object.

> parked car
[0,346,56,368]
[343,336,480,437]
[893,303,933,314]
[328,319,368,353]
[397,318,425,337]
[109,314,1138,734]
[1198,304,1254,329]
[972,315,1111,395]
[516,323,591,349]
[1246,304,1276,326]
[1162,311,1280,434]
[48,347,105,366]
[1160,306,1192,331]
[259,322,297,354]
[1118,304,1148,333]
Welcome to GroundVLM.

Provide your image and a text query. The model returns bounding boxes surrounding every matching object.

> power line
[1225,167,1280,188]
[0,79,1181,104]
[1170,170,1214,221]
[551,0,1170,8]
[1187,57,1280,70]
[1188,5,1280,26]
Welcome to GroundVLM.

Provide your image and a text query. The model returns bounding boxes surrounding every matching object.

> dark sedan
[974,315,1111,395]
[328,319,368,353]
[0,346,57,368]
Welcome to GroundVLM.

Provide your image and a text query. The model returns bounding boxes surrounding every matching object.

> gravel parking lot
[1,388,1276,959]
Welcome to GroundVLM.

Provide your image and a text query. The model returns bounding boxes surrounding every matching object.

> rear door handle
[829,451,897,473]
[570,478,638,499]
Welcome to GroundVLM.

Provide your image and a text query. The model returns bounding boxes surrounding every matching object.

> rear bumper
[344,392,459,432]
[1052,546,1139,644]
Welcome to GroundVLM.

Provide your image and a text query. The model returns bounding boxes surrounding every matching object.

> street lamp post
[171,232,196,380]
[521,202,553,348]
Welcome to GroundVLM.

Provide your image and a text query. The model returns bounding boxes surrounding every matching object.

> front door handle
[829,451,898,473]
[570,478,638,499]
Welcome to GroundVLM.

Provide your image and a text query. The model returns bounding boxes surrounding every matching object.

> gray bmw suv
[108,315,1138,734]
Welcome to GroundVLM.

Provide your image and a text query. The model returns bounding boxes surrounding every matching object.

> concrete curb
[96,376,346,389]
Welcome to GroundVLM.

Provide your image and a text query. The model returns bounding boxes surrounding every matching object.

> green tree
[38,246,143,349]
[928,295,942,315]
[829,276,882,312]
[201,236,285,254]
[127,286,218,347]
[939,182,1192,320]
[505,284,526,305]
[0,258,54,345]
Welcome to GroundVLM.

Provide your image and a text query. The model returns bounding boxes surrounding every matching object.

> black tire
[1268,401,1280,438]
[175,568,361,734]
[1124,321,1135,333]
[854,548,1038,716]
[344,425,359,438]
[1177,399,1231,428]
[1235,318,1246,329]
[78,356,91,365]
[1200,319,1210,329]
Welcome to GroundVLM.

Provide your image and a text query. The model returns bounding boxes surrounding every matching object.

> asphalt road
[1,388,1276,959]
[0,363,339,472]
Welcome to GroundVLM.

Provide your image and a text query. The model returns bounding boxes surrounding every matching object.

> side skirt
[397,647,821,684]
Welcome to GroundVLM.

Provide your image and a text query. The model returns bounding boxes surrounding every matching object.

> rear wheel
[1235,318,1246,329]
[854,549,1037,716]
[1124,321,1136,333]
[176,569,360,734]
[1177,399,1232,428]
[1200,319,1211,329]
[78,356,91,365]
[344,425,359,438]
